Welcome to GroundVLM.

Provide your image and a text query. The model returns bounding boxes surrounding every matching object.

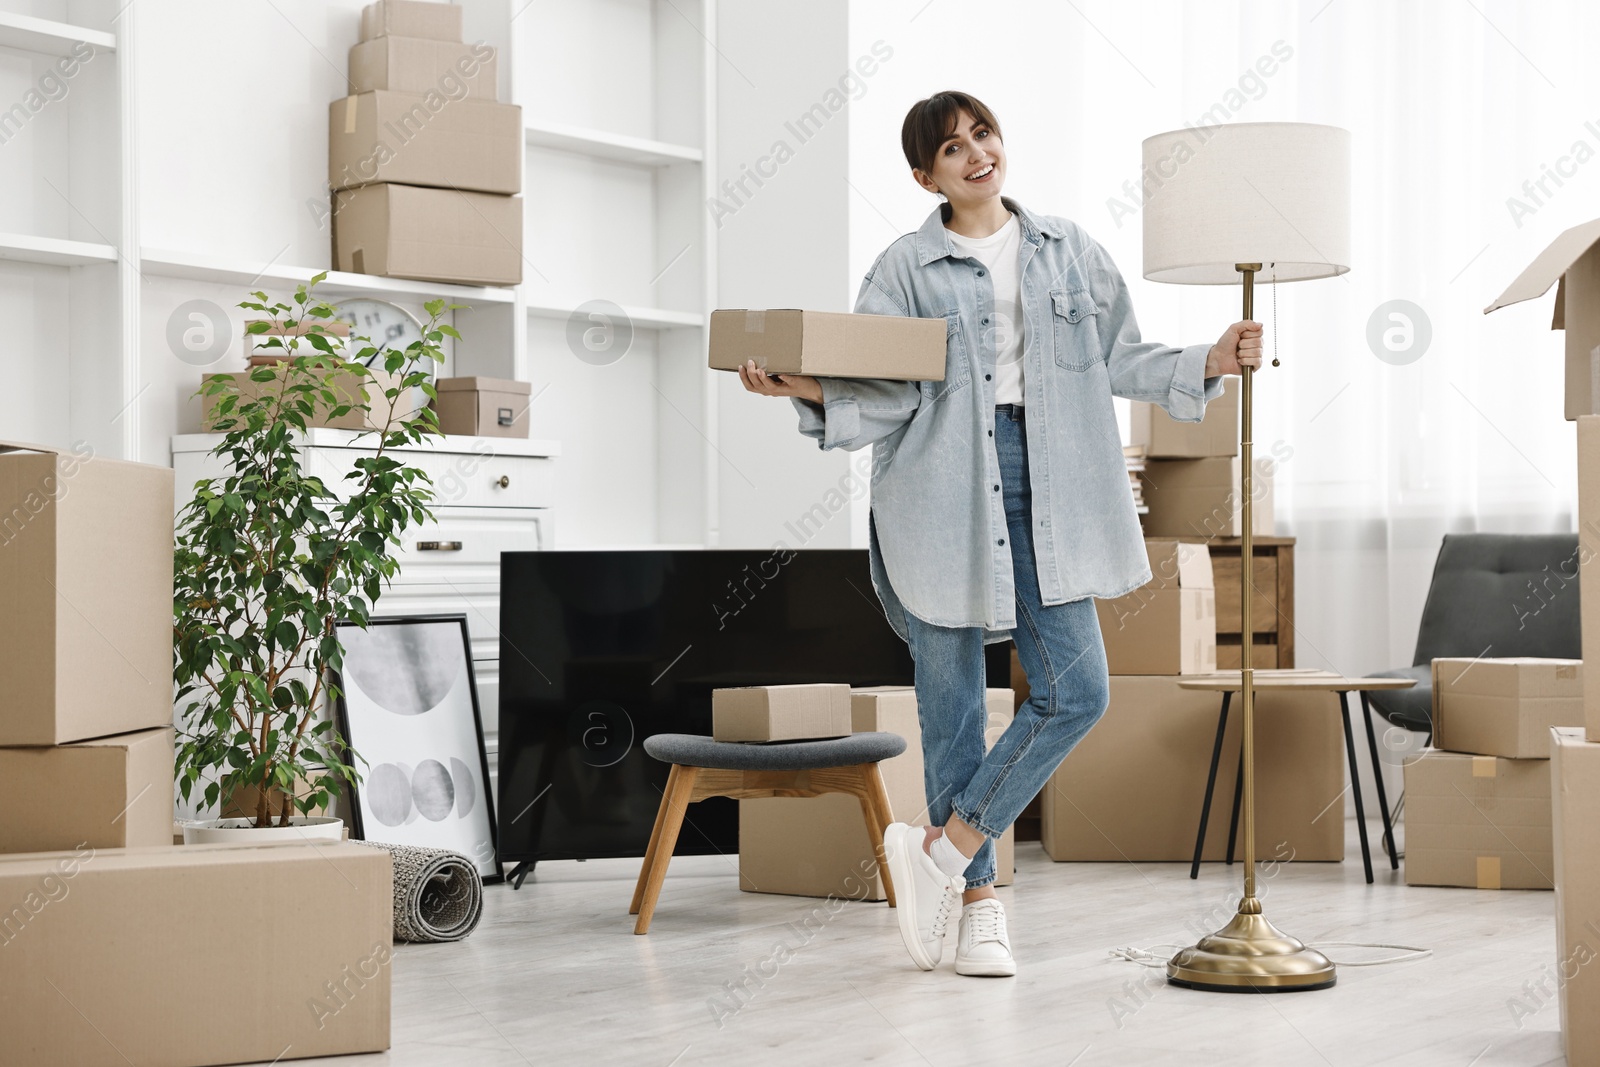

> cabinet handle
[416,541,463,551]
[495,475,510,489]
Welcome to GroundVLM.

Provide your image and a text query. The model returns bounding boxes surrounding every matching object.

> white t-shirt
[946,212,1024,405]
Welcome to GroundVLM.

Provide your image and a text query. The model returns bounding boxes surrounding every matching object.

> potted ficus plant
[173,274,457,841]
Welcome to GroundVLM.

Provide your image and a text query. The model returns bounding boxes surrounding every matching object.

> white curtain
[848,0,1597,678]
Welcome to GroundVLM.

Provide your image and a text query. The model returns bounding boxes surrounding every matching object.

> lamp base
[1166,900,1337,993]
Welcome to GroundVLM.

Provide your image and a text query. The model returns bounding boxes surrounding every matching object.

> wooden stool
[629,731,907,934]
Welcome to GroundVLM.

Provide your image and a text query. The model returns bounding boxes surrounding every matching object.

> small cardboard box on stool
[1095,539,1216,675]
[740,688,1017,900]
[1551,728,1600,1065]
[713,683,852,742]
[0,842,391,1067]
[0,442,173,746]
[1040,675,1344,862]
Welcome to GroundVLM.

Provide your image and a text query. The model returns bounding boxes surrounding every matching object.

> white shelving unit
[141,247,519,306]
[523,118,702,167]
[0,9,114,55]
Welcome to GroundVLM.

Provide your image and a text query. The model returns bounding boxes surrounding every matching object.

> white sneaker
[955,899,1016,977]
[883,822,965,970]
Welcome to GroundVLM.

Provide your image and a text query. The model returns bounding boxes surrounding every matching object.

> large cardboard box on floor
[329,91,521,194]
[1096,539,1216,675]
[1402,750,1553,889]
[1579,416,1600,742]
[0,728,172,853]
[1552,728,1600,1065]
[708,309,947,381]
[1040,674,1343,862]
[360,0,461,42]
[1140,454,1275,538]
[1130,376,1238,458]
[0,442,173,746]
[201,364,422,433]
[740,688,1016,900]
[1431,657,1583,759]
[1484,219,1600,421]
[0,841,391,1066]
[333,183,523,286]
[714,683,852,742]
[348,37,497,101]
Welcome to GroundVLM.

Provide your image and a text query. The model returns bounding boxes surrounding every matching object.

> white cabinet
[170,428,559,770]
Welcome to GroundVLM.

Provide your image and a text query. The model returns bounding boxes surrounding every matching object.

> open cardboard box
[1485,218,1600,420]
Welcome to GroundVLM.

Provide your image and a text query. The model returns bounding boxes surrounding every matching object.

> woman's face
[916,108,1005,209]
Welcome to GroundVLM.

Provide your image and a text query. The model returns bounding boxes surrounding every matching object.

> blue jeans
[901,404,1111,887]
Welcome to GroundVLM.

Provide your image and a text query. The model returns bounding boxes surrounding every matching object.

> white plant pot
[181,816,345,845]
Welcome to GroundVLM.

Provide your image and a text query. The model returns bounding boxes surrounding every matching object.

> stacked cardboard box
[1096,539,1216,675]
[0,442,175,854]
[739,687,1017,899]
[330,0,523,286]
[1403,658,1583,889]
[1039,674,1345,862]
[1132,379,1277,538]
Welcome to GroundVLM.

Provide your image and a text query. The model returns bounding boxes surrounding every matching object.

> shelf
[524,119,702,167]
[172,429,562,459]
[525,299,703,331]
[0,232,117,267]
[140,248,518,305]
[0,11,116,55]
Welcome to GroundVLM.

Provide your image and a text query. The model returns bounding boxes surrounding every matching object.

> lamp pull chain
[1270,264,1280,367]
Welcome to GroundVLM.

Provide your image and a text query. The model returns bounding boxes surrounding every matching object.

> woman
[738,90,1262,977]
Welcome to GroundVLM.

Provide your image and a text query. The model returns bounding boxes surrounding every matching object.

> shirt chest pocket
[921,309,971,402]
[1050,287,1105,371]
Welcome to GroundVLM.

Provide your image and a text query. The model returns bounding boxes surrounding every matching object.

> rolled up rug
[354,841,484,943]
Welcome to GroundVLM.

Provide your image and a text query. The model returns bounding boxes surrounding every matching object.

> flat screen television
[496,548,1008,881]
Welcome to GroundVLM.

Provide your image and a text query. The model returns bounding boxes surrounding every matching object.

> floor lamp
[1140,121,1352,992]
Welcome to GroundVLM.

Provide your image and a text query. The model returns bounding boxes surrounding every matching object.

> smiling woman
[737,87,1263,980]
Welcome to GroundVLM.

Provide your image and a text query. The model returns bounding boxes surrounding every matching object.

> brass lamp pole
[1164,265,1336,992]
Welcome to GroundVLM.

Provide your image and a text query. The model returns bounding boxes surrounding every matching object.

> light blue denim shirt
[791,196,1224,645]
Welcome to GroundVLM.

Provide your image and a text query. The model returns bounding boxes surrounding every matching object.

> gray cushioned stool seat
[643,731,906,770]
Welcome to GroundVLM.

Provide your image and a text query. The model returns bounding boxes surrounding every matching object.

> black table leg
[1190,690,1233,880]
[1339,691,1374,884]
[1359,690,1399,870]
[1225,741,1245,865]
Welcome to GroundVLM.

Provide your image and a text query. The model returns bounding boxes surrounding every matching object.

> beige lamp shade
[1141,121,1351,284]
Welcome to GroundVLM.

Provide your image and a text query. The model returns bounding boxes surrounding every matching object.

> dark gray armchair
[1368,532,1581,738]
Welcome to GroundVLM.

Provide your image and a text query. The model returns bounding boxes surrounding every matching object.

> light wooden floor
[287,819,1565,1067]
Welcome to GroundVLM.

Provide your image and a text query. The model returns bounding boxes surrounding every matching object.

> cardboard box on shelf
[0,443,173,746]
[740,688,1017,900]
[1130,376,1238,458]
[0,842,390,1066]
[1580,417,1600,742]
[1552,728,1600,1065]
[332,183,523,287]
[360,0,461,42]
[434,376,531,438]
[329,91,521,195]
[708,309,947,381]
[201,364,421,433]
[1096,539,1216,675]
[1140,454,1275,538]
[1484,218,1600,421]
[1040,675,1344,862]
[348,38,497,101]
[1431,657,1583,759]
[713,683,851,742]
[1402,750,1553,889]
[0,728,172,854]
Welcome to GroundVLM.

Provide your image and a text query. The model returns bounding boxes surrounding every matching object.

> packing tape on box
[1472,756,1498,777]
[344,94,359,133]
[744,310,766,333]
[1476,855,1502,890]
